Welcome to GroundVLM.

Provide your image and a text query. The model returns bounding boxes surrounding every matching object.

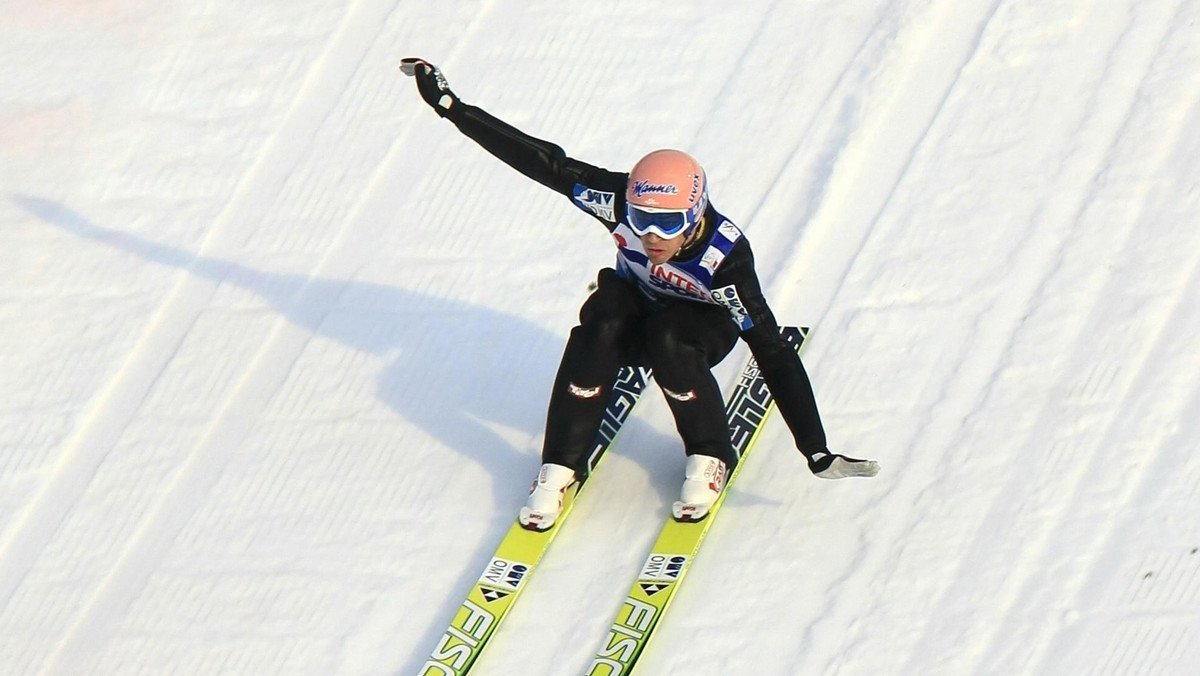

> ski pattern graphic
[587,326,808,676]
[419,366,651,676]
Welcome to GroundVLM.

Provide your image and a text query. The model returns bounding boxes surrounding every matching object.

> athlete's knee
[644,315,704,364]
[569,311,627,353]
[576,278,637,346]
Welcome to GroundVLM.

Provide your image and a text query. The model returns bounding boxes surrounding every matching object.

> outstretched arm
[715,241,879,479]
[400,58,625,205]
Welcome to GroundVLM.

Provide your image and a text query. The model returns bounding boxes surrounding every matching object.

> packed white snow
[2,1,1199,674]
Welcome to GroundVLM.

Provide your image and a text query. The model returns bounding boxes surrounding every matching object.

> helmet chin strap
[674,214,706,258]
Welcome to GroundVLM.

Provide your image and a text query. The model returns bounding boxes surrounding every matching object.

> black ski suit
[440,102,829,475]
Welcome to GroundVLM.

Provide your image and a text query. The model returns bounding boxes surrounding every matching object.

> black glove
[807,451,880,479]
[399,57,458,118]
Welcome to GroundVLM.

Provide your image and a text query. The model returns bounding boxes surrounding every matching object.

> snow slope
[3,1,1200,674]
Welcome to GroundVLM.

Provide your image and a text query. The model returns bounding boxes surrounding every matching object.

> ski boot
[672,454,727,522]
[519,463,576,531]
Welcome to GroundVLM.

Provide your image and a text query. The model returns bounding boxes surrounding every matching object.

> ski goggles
[626,204,695,239]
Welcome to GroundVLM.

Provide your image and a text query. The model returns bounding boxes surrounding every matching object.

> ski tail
[587,326,808,676]
[419,366,651,676]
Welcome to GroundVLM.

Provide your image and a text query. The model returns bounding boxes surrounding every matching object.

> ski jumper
[442,103,829,474]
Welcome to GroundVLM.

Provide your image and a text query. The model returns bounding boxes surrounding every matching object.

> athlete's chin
[645,251,672,265]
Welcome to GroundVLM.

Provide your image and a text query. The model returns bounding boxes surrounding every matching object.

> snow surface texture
[3,1,1200,674]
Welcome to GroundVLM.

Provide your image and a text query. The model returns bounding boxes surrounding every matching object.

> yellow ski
[420,366,650,676]
[587,326,808,676]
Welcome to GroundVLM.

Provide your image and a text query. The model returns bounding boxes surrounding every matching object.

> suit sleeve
[446,103,628,227]
[714,241,829,459]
